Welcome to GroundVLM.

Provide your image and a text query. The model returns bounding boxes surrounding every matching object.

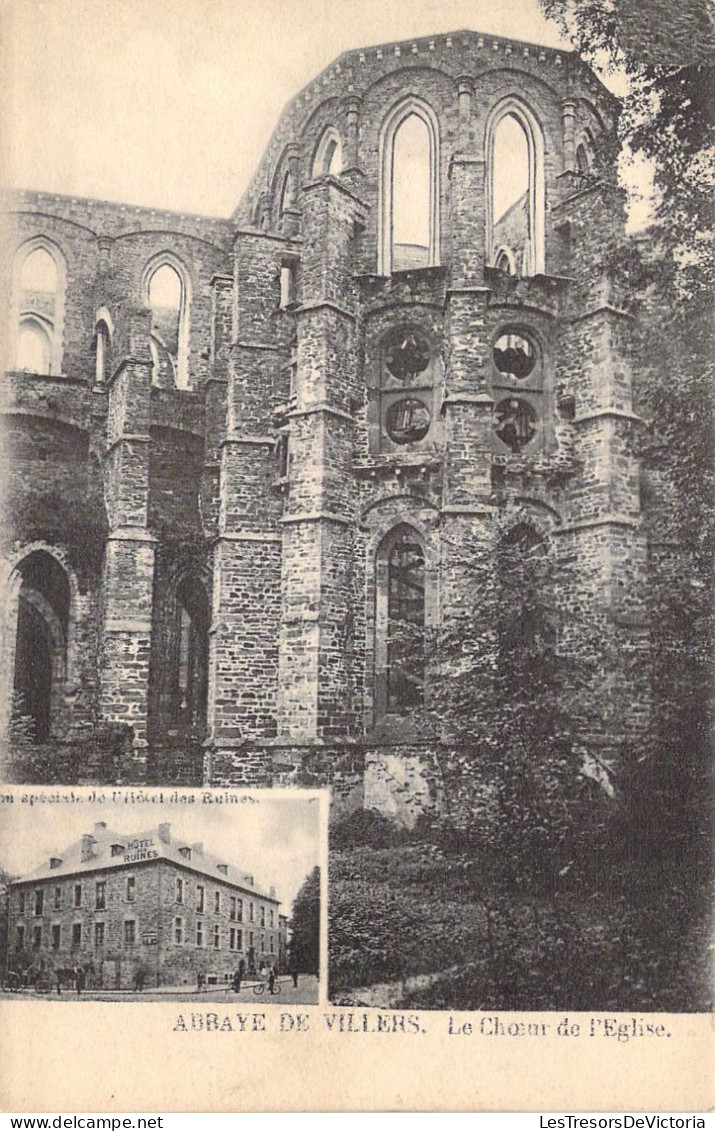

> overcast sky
[0,790,324,913]
[1,0,651,229]
[1,0,572,217]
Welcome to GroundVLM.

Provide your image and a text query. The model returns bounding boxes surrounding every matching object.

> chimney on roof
[245,875,254,886]
[49,857,62,869]
[94,822,107,833]
[80,835,95,863]
[216,864,228,875]
[191,842,204,856]
[269,886,276,898]
[158,823,171,844]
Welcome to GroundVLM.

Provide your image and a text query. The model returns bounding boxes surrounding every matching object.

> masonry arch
[485,97,545,276]
[12,237,67,376]
[313,126,343,177]
[0,545,78,744]
[142,254,191,389]
[172,577,210,734]
[378,96,441,274]
[363,513,441,727]
[93,308,114,385]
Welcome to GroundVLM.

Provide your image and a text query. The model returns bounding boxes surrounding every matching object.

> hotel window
[196,921,204,947]
[237,899,243,922]
[213,924,220,950]
[95,881,106,910]
[53,886,62,910]
[229,928,236,951]
[214,891,220,915]
[196,884,205,913]
[249,931,254,949]
[124,920,136,946]
[269,935,274,955]
[94,923,105,948]
[16,925,25,951]
[111,844,123,857]
[51,925,61,950]
[260,934,265,953]
[72,923,82,948]
[174,917,184,945]
[126,876,136,902]
[249,902,254,922]
[33,926,42,949]
[260,906,265,927]
[229,897,237,921]
[73,883,82,908]
[18,892,25,915]
[176,876,184,904]
[269,909,274,928]
[34,889,44,916]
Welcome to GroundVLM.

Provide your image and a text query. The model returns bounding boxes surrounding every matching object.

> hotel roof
[10,821,279,903]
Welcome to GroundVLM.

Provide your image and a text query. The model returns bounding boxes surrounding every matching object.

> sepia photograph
[0,788,324,1003]
[0,0,711,1113]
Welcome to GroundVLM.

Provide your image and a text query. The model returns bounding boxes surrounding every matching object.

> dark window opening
[11,551,70,744]
[496,524,555,690]
[94,320,111,384]
[385,398,431,444]
[493,333,536,379]
[172,580,209,733]
[386,532,426,712]
[494,397,537,451]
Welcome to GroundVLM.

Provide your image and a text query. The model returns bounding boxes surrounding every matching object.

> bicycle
[34,972,52,994]
[252,978,281,996]
[1,970,25,992]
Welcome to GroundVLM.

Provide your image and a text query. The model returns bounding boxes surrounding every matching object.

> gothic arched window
[172,579,209,733]
[13,241,66,375]
[486,99,545,276]
[16,317,52,374]
[374,526,426,718]
[313,127,343,177]
[94,318,112,384]
[144,258,190,388]
[11,550,71,743]
[496,524,554,690]
[379,97,440,274]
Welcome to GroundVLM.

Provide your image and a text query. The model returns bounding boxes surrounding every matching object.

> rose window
[494,398,537,451]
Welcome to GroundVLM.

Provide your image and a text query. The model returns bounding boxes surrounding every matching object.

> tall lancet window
[487,99,545,276]
[144,258,190,388]
[379,98,440,274]
[374,526,426,718]
[392,114,431,271]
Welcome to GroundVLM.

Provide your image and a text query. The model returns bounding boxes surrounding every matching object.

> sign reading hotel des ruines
[123,838,158,865]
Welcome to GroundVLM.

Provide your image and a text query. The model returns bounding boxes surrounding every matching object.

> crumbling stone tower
[208,30,649,810]
[1,30,650,815]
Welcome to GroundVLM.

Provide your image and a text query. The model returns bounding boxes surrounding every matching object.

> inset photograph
[0,789,324,1002]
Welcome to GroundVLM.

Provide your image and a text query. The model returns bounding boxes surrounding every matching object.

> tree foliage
[290,866,320,975]
[539,0,715,293]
